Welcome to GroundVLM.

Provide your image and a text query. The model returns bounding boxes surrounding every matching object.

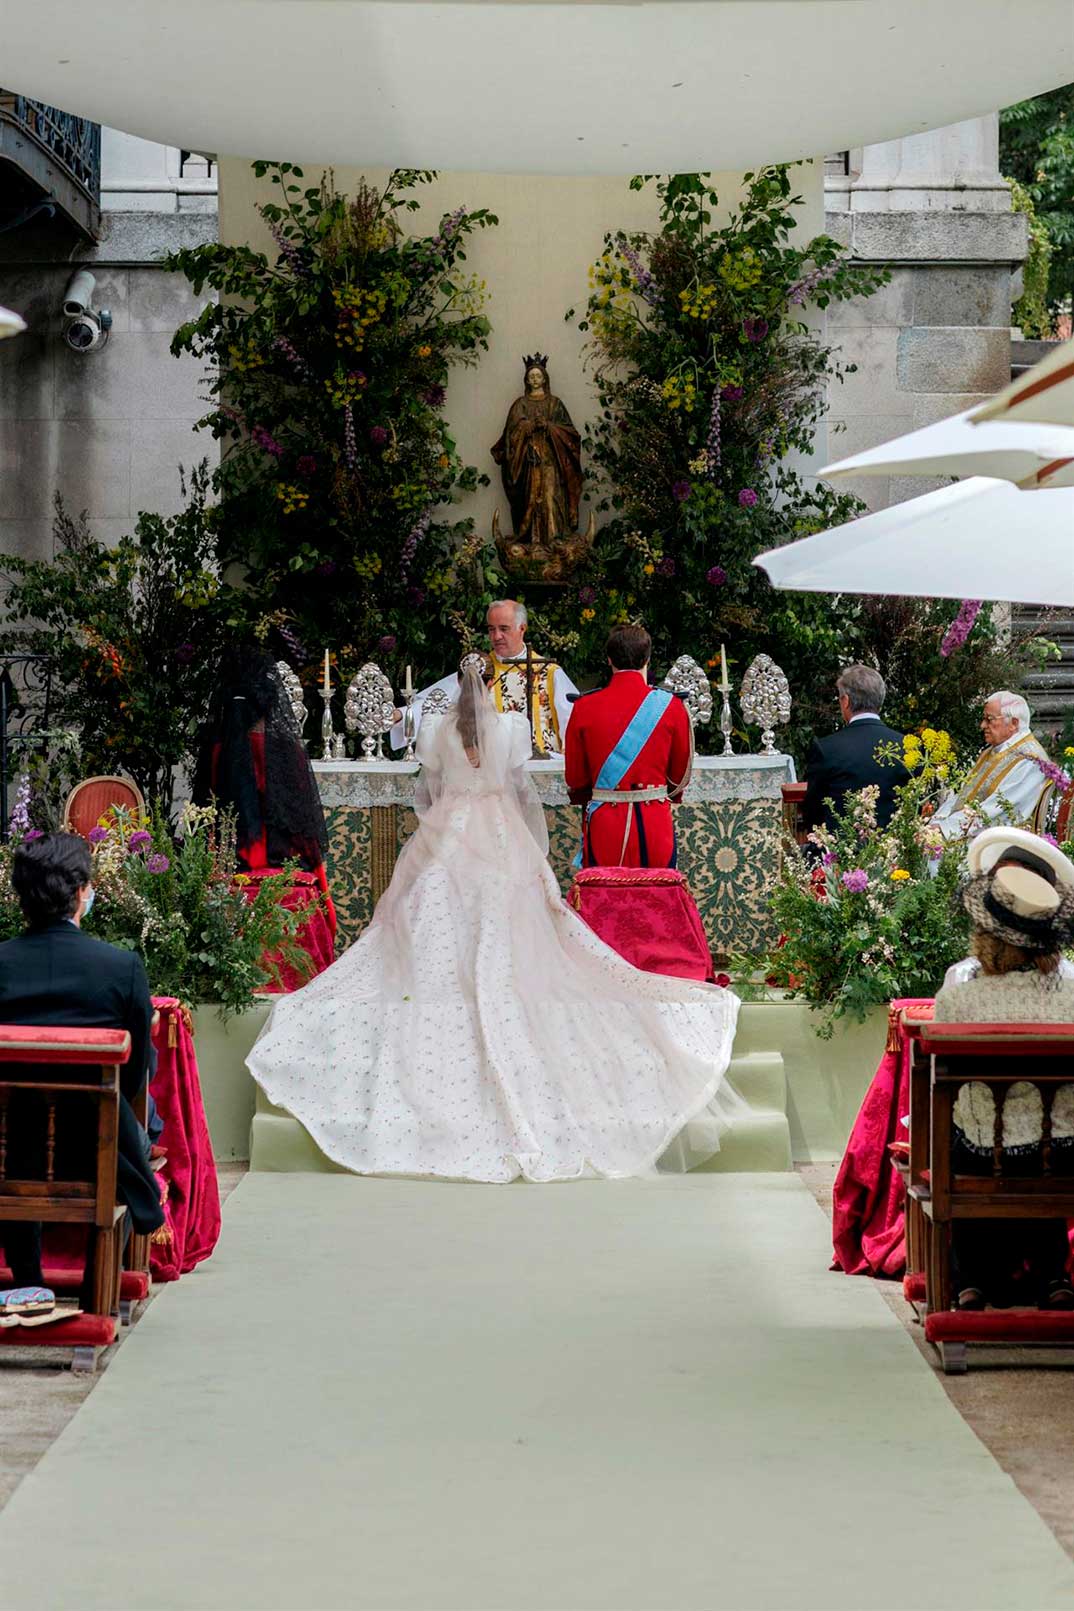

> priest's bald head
[487,599,528,660]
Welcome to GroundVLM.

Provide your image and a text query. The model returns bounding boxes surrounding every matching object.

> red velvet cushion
[0,1025,131,1064]
[925,1309,1074,1344]
[903,1273,926,1302]
[0,1313,115,1347]
[920,1022,1074,1058]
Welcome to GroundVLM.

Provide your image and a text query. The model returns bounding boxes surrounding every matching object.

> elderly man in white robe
[390,599,578,756]
[933,690,1053,841]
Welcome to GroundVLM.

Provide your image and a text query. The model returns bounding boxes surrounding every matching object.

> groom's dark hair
[606,625,651,671]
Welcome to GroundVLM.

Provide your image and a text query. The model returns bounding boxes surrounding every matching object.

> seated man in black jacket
[0,833,164,1304]
[803,664,909,835]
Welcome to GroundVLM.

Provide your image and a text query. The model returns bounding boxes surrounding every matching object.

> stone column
[825,115,1026,511]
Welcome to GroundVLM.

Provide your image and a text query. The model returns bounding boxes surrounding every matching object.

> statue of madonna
[491,354,583,546]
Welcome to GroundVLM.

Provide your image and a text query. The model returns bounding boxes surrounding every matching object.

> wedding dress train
[247,672,742,1182]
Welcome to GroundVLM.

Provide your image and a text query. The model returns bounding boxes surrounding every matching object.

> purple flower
[406,585,426,608]
[147,853,170,874]
[706,565,728,587]
[296,455,317,478]
[274,336,311,379]
[22,828,43,843]
[1032,756,1073,791]
[174,641,195,666]
[87,825,109,846]
[278,623,307,663]
[743,316,769,343]
[821,850,836,868]
[618,238,659,306]
[343,404,357,470]
[656,556,676,578]
[671,479,691,503]
[738,488,758,508]
[267,219,306,275]
[315,560,337,578]
[940,599,982,658]
[128,830,152,853]
[432,206,467,255]
[369,425,389,447]
[577,585,597,606]
[841,868,870,894]
[788,264,838,306]
[400,508,434,582]
[1041,832,1061,847]
[251,425,282,458]
[422,384,447,409]
[378,634,398,654]
[705,389,722,474]
[720,384,744,402]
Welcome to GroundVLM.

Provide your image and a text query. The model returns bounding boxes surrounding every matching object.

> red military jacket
[564,670,692,867]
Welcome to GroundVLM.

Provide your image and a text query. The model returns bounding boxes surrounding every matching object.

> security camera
[61,269,112,353]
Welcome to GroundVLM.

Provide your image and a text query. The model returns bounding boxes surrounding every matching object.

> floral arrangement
[747,729,975,1034]
[0,468,228,812]
[167,165,500,675]
[0,805,310,1015]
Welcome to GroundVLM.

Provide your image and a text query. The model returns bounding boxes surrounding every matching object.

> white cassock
[933,729,1053,839]
[391,653,578,754]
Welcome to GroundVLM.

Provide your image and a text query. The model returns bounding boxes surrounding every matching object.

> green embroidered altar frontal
[314,754,794,961]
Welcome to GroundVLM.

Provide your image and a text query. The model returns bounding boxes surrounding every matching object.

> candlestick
[403,663,414,698]
[719,642,731,694]
[322,648,331,693]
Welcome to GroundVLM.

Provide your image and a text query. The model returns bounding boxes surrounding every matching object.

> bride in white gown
[247,659,743,1182]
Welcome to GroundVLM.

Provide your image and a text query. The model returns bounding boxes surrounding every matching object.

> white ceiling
[6,0,1074,174]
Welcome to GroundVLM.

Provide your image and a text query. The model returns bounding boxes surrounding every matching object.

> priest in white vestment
[390,598,578,755]
[933,691,1053,839]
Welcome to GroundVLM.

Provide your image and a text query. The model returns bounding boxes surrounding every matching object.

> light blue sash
[575,688,673,865]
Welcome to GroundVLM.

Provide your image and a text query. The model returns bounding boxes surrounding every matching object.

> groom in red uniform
[565,625,692,867]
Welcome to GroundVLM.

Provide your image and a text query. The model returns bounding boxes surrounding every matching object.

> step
[249,1050,793,1175]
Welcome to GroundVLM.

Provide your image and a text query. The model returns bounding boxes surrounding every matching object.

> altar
[314,752,796,960]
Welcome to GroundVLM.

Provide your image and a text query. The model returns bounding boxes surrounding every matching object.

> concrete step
[249,1049,794,1175]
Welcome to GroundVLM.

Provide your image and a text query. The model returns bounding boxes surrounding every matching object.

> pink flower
[940,599,982,658]
[841,868,869,893]
[369,426,389,447]
[147,853,170,874]
[743,316,769,343]
[1032,756,1072,791]
[706,565,727,587]
[22,828,43,843]
[821,850,835,868]
[738,488,758,508]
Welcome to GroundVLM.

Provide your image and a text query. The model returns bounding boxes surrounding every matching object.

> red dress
[564,672,692,867]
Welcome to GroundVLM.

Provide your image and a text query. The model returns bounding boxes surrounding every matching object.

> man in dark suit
[802,664,910,834]
[0,833,164,1301]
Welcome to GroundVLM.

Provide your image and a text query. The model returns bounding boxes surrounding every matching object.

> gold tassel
[168,1014,178,1049]
[150,1224,173,1245]
[885,1004,902,1055]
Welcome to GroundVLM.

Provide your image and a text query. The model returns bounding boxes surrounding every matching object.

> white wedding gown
[247,680,743,1182]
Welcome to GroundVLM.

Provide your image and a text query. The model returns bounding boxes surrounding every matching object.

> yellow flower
[580,607,595,623]
[643,563,655,576]
[1065,747,1074,758]
[417,344,432,359]
[890,869,911,882]
[438,453,450,469]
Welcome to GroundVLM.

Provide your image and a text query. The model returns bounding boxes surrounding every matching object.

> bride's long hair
[455,652,493,758]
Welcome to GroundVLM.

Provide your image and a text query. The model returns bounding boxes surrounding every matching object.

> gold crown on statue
[523,353,549,372]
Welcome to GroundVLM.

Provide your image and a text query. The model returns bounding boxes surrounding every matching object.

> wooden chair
[62,775,146,837]
[0,1025,132,1368]
[905,1015,1074,1372]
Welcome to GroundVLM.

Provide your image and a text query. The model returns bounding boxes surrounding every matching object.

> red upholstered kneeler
[567,866,715,982]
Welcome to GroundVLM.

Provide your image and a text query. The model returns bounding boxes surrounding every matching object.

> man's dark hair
[12,833,92,928]
[606,624,652,671]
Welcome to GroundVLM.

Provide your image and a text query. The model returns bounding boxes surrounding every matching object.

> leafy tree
[1001,86,1074,318]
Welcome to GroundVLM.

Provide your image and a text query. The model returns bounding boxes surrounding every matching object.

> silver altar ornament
[344,662,395,759]
[275,661,307,737]
[739,655,792,756]
[421,687,453,718]
[333,732,347,761]
[662,655,713,731]
[320,690,335,761]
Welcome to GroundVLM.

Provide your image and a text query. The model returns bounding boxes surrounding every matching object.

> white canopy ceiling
[5,1,1074,174]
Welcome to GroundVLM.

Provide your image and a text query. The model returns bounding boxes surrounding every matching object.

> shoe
[1043,1282,1074,1311]
[957,1287,986,1311]
[150,1154,168,1173]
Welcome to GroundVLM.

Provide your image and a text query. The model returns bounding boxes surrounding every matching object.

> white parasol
[0,306,27,340]
[818,407,1074,491]
[970,337,1074,429]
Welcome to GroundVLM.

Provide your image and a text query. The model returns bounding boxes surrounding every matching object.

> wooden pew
[0,1025,132,1367]
[905,1015,1074,1372]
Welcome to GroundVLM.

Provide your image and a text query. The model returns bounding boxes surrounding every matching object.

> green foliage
[742,731,972,1035]
[0,465,228,813]
[1008,178,1054,339]
[84,805,306,1012]
[166,164,501,678]
[1001,87,1074,319]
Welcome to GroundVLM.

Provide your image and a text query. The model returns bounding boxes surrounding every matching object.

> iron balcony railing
[0,90,100,235]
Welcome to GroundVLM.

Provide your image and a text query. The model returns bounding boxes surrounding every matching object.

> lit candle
[323,649,331,692]
[403,664,414,698]
[719,643,731,693]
